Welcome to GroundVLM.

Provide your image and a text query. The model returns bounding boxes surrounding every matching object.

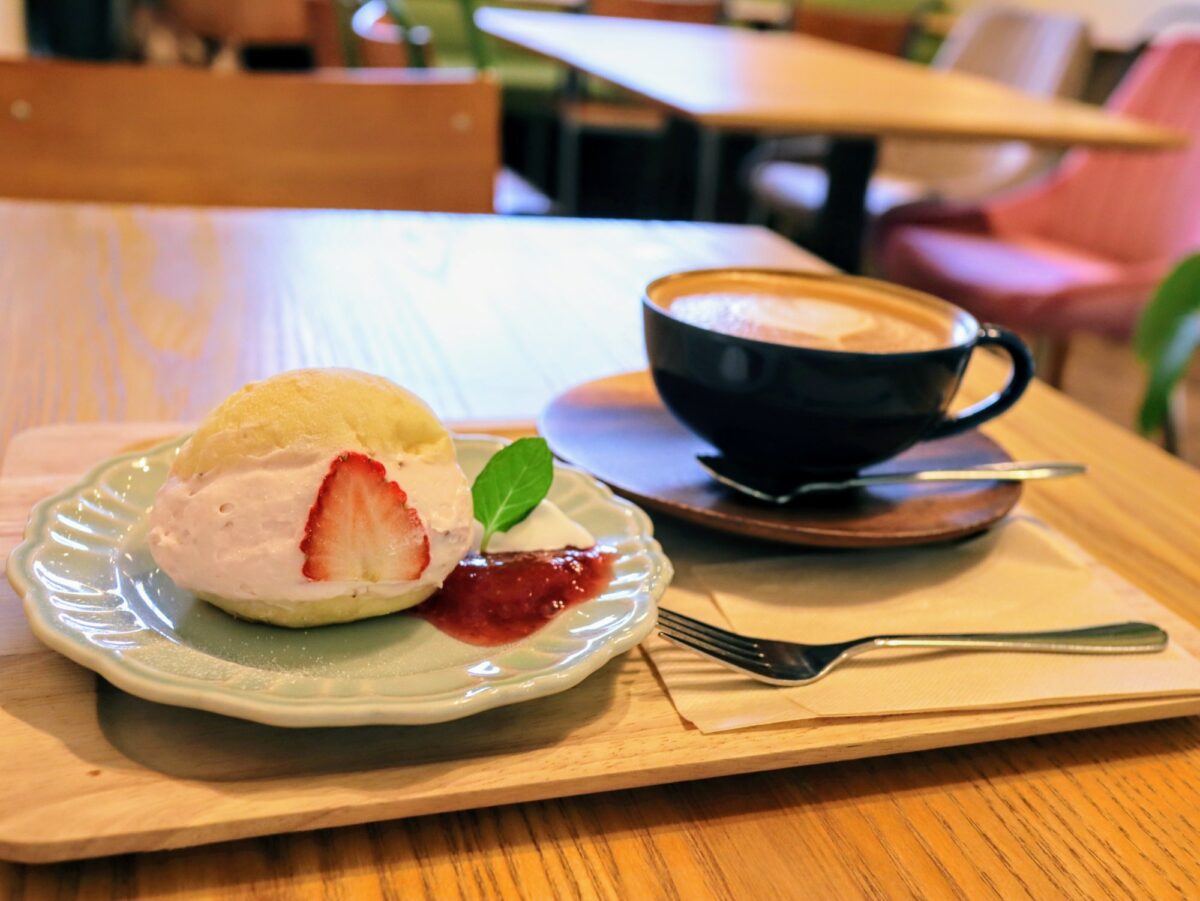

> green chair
[304,0,556,212]
[405,0,564,108]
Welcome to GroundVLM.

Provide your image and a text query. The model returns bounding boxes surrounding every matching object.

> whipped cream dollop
[147,447,474,604]
[471,500,595,554]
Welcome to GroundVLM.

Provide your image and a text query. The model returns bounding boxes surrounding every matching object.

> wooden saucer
[538,371,1022,549]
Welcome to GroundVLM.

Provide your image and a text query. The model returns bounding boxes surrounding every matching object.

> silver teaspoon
[696,456,1086,505]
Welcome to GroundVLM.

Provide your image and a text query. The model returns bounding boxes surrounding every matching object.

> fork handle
[860,622,1167,655]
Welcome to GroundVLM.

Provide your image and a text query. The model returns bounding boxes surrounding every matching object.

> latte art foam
[660,276,959,354]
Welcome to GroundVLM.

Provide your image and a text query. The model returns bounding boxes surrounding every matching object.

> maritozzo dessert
[148,368,475,627]
[148,368,614,637]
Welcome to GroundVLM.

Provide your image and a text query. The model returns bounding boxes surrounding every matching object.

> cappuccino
[644,268,1034,471]
[656,272,961,354]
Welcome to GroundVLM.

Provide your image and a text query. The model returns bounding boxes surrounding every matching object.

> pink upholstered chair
[872,34,1200,384]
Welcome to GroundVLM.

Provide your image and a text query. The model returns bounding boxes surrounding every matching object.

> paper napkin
[644,516,1200,733]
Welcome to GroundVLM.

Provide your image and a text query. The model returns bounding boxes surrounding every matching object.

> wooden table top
[476,8,1186,147]
[3,199,1200,898]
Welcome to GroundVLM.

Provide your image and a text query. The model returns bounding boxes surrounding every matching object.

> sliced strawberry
[301,452,430,582]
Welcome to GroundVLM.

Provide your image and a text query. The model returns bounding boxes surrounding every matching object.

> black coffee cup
[643,269,1034,475]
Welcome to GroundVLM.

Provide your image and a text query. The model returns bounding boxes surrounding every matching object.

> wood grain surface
[0,201,819,456]
[476,9,1186,147]
[2,199,1200,898]
[7,421,1199,865]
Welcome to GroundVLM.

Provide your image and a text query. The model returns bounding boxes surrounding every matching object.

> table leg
[557,67,584,215]
[693,128,722,221]
[811,136,878,273]
[659,117,693,219]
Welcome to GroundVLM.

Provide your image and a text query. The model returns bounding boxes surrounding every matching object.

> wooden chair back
[0,60,498,212]
[590,0,721,26]
[793,5,917,56]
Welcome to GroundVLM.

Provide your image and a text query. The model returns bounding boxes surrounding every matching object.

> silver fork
[657,607,1168,686]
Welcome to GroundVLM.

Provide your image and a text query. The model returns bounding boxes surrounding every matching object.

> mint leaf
[472,437,554,552]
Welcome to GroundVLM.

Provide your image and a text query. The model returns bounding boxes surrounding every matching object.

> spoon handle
[807,462,1086,492]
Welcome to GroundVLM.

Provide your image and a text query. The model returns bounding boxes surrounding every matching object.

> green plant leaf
[472,437,553,552]
[1134,254,1200,435]
[1134,254,1200,362]
[1139,313,1200,434]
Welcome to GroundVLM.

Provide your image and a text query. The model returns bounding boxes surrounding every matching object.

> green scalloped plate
[6,435,671,727]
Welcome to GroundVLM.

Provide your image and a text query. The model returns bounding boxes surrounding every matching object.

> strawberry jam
[412,546,616,646]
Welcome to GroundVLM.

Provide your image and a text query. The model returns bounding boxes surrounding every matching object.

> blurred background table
[2,199,1200,898]
[477,8,1184,269]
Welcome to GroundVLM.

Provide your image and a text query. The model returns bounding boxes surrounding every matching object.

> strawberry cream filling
[147,448,474,604]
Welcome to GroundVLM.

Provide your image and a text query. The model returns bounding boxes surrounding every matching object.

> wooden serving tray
[3,422,1200,864]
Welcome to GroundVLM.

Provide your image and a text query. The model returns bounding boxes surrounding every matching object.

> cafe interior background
[4,0,1200,465]
[3,0,1200,895]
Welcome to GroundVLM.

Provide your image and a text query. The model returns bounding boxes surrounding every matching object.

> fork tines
[656,607,766,667]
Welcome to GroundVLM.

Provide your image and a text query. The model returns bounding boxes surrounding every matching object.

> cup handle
[926,325,1035,440]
